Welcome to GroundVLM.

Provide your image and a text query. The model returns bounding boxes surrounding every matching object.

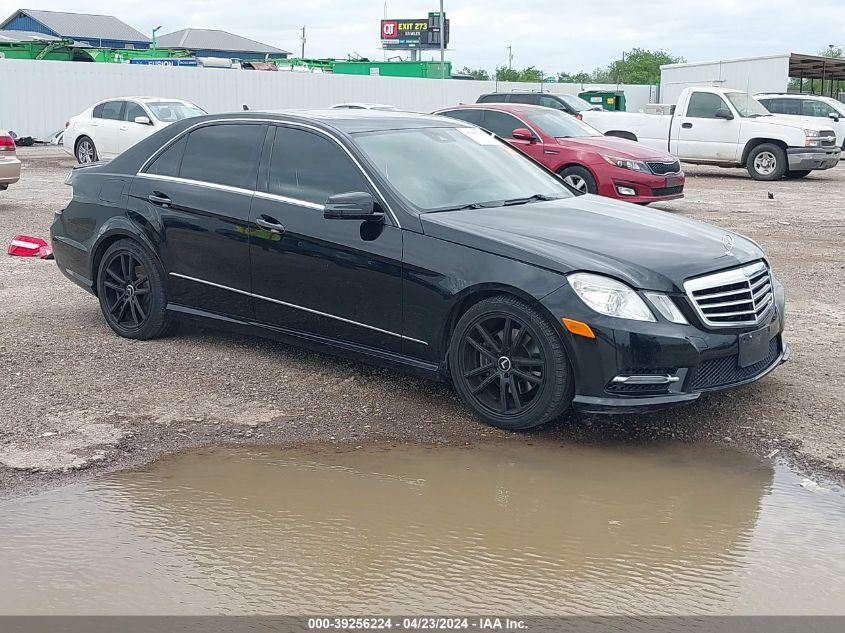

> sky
[14,1,844,74]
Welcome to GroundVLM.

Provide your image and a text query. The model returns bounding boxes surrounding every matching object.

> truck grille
[820,131,836,147]
[647,160,681,175]
[684,261,773,328]
[690,336,780,390]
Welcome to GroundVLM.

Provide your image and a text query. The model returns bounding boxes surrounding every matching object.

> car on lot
[756,93,845,148]
[435,103,685,204]
[331,103,400,111]
[0,129,21,191]
[581,87,841,180]
[63,97,206,164]
[476,92,602,118]
[51,110,788,430]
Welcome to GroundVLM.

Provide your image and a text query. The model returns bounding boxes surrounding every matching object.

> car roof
[757,93,839,102]
[331,103,399,110]
[437,103,549,115]
[227,108,469,133]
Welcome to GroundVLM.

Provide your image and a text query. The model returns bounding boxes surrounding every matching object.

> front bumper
[595,168,685,204]
[787,147,840,171]
[541,276,788,414]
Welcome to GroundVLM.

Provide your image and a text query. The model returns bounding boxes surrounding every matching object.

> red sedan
[435,103,684,204]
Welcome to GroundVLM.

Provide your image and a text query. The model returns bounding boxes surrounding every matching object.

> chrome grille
[647,160,681,175]
[684,261,773,328]
[820,131,836,147]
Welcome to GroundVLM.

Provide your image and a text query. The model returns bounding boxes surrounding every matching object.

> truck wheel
[558,166,597,194]
[784,170,811,179]
[747,144,787,181]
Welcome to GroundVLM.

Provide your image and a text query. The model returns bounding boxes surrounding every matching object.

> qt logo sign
[381,20,398,38]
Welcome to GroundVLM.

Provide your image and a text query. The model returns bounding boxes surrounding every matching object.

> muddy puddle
[1,441,844,615]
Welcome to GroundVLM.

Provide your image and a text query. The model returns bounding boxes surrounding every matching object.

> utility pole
[300,26,306,59]
[151,25,162,49]
[438,0,445,79]
[507,45,513,70]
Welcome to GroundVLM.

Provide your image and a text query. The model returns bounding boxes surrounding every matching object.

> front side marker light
[644,292,688,324]
[562,318,595,339]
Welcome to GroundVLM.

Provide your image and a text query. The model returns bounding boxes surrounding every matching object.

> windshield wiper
[502,193,560,206]
[427,201,503,213]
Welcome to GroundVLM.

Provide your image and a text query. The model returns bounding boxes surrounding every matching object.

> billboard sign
[380,13,449,50]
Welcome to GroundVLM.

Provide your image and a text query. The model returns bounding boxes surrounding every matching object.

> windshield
[725,93,770,118]
[148,102,206,122]
[353,126,572,212]
[560,94,601,111]
[525,110,600,138]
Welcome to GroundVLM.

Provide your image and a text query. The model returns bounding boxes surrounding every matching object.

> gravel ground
[1,146,843,497]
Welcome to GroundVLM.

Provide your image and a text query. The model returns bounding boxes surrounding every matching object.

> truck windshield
[725,93,771,118]
[525,110,600,138]
[353,126,571,212]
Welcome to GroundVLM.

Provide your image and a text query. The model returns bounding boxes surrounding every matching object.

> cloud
[13,0,844,74]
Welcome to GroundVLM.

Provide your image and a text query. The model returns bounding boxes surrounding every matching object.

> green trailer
[333,60,452,79]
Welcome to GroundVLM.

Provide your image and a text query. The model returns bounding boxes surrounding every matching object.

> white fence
[0,58,657,139]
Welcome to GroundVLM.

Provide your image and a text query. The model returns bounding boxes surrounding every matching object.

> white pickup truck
[581,87,841,180]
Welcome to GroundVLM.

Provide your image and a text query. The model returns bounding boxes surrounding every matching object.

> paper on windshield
[457,127,500,145]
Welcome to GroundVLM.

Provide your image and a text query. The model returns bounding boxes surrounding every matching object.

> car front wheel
[449,295,574,430]
[558,165,597,194]
[747,143,787,181]
[75,136,98,164]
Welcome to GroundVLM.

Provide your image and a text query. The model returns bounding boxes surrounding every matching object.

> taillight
[0,135,15,152]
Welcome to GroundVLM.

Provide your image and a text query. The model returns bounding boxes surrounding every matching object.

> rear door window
[146,135,187,177]
[478,94,508,103]
[440,109,484,125]
[481,111,524,138]
[95,101,125,120]
[179,124,265,190]
[765,98,800,115]
[268,126,369,206]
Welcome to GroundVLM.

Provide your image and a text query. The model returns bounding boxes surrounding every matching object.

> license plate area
[665,176,682,187]
[738,326,772,368]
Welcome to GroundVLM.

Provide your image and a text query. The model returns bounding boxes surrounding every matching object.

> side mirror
[829,112,840,121]
[512,127,536,142]
[134,116,152,125]
[714,109,734,120]
[324,191,383,222]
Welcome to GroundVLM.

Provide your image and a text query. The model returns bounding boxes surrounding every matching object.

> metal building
[155,28,289,61]
[0,8,150,49]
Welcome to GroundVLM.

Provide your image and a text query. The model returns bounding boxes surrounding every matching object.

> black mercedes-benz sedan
[51,110,789,430]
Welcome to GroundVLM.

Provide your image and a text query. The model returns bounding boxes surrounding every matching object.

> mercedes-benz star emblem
[723,234,734,256]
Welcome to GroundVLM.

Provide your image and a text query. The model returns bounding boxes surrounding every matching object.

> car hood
[558,135,675,160]
[420,195,763,292]
[750,114,834,133]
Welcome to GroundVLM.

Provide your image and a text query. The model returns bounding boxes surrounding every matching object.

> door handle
[120,125,129,131]
[255,215,285,233]
[148,191,171,207]
[681,122,693,129]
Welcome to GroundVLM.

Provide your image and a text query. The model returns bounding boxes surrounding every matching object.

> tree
[557,71,592,84]
[457,66,490,81]
[606,48,684,85]
[495,65,545,82]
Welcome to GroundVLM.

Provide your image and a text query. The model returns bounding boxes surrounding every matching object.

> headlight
[644,292,688,324]
[602,155,650,173]
[805,129,822,147]
[804,129,820,138]
[568,273,655,322]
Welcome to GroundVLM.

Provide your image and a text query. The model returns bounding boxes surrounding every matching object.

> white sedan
[63,97,206,164]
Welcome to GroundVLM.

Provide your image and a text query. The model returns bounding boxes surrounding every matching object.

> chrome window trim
[136,116,400,227]
[135,172,253,196]
[169,272,427,346]
[253,190,324,211]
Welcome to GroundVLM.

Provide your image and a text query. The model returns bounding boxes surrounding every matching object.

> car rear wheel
[449,295,574,430]
[96,239,174,340]
[746,143,787,181]
[558,165,597,194]
[784,170,811,179]
[75,136,98,164]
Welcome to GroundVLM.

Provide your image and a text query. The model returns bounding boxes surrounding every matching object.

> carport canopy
[789,53,845,81]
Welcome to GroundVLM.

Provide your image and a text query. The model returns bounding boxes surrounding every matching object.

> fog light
[616,186,637,196]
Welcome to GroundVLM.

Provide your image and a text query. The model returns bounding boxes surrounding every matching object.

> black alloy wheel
[450,296,574,430]
[97,239,174,340]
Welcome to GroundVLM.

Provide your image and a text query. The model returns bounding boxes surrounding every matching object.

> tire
[96,239,174,340]
[558,165,597,194]
[784,170,811,179]
[75,136,98,164]
[449,295,574,430]
[746,143,787,181]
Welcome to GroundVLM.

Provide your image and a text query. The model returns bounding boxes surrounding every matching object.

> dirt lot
[1,146,843,496]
